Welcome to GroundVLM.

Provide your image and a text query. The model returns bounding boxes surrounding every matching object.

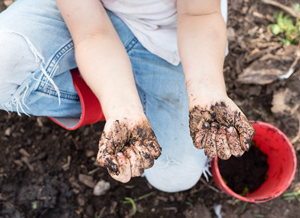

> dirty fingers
[97,118,162,183]
[189,101,255,159]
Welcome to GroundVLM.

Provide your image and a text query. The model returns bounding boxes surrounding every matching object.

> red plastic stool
[49,68,105,130]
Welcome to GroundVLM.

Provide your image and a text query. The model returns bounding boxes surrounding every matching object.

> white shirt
[101,0,228,66]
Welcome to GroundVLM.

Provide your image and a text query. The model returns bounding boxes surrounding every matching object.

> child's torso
[100,0,228,66]
[101,0,177,28]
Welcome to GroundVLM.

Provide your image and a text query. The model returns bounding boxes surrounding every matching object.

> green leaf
[136,192,153,201]
[273,12,279,20]
[277,11,284,28]
[253,214,264,218]
[241,202,248,212]
[269,24,282,35]
[278,37,291,45]
[124,197,137,216]
[293,3,300,12]
[284,196,296,200]
[32,201,38,210]
[283,192,296,197]
[282,14,293,28]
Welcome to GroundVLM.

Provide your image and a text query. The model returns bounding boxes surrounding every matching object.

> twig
[278,42,300,80]
[88,167,100,175]
[163,207,178,212]
[200,178,220,193]
[99,206,106,218]
[291,112,300,144]
[262,0,300,19]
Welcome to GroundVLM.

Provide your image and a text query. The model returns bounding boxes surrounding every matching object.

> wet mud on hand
[189,101,255,159]
[97,118,162,183]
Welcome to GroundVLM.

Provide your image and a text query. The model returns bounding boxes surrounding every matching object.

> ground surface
[1,0,300,217]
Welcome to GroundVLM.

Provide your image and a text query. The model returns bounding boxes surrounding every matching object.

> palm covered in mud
[97,98,255,182]
[189,98,255,160]
[97,116,161,183]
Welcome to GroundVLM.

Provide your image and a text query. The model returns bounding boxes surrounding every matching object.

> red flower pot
[211,121,297,203]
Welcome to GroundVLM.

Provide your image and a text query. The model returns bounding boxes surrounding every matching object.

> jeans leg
[129,43,209,192]
[0,0,136,119]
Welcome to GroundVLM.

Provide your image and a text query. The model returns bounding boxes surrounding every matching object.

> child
[0,0,254,192]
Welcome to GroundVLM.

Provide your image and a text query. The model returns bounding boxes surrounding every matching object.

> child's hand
[97,115,161,183]
[189,94,255,160]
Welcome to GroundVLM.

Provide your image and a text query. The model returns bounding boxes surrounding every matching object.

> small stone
[93,180,110,196]
[77,194,85,207]
[4,127,11,136]
[85,150,95,158]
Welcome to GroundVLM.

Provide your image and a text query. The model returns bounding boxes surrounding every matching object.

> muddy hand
[189,100,255,160]
[97,117,161,183]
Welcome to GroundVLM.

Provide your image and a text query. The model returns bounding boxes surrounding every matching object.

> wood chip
[227,27,236,41]
[156,196,168,202]
[21,156,34,172]
[13,160,24,167]
[19,148,30,157]
[271,89,299,115]
[110,201,118,214]
[62,156,71,171]
[78,174,95,188]
[36,117,44,127]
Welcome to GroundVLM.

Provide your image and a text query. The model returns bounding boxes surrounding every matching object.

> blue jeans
[0,0,209,192]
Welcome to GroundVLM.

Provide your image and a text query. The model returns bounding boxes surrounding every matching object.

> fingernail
[244,143,250,151]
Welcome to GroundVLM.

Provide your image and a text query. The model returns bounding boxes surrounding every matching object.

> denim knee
[144,152,208,193]
[0,29,40,104]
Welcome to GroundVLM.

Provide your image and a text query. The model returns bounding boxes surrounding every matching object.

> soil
[1,0,300,218]
[218,145,269,194]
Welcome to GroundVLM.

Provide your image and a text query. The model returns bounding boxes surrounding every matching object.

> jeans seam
[35,89,80,101]
[35,40,79,101]
[125,37,138,53]
[143,93,147,115]
[37,40,74,90]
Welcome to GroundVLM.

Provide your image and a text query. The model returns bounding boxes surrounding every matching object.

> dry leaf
[271,89,299,115]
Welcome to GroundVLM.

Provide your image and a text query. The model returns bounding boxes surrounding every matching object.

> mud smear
[189,101,255,159]
[97,119,161,181]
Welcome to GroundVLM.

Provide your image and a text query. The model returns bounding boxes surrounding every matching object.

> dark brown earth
[218,145,269,194]
[1,0,300,218]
